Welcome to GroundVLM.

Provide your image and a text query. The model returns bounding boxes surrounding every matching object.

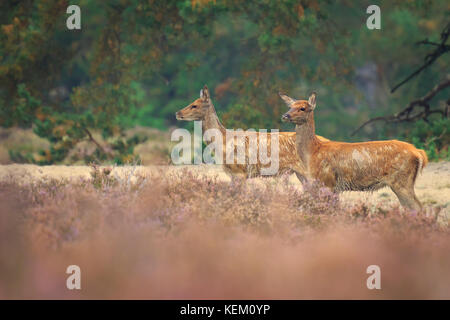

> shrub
[0,168,448,299]
[409,118,450,161]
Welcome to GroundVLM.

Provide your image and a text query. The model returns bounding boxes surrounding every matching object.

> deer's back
[310,139,426,191]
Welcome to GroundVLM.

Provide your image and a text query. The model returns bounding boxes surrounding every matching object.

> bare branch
[390,23,449,93]
[83,128,111,157]
[416,39,449,48]
[352,76,450,136]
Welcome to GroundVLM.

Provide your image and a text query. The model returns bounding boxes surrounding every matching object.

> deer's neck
[295,112,320,170]
[203,103,226,135]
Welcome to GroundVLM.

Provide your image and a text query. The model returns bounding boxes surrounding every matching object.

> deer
[175,85,329,180]
[280,91,428,210]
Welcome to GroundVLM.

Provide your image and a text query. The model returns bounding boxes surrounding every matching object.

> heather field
[0,163,449,299]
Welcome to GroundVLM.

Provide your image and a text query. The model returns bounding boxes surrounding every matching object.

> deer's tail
[417,149,428,174]
[412,148,428,186]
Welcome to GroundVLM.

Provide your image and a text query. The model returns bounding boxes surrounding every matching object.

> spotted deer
[280,91,428,210]
[175,85,329,179]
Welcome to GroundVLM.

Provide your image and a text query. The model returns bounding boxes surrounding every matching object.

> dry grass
[0,164,449,299]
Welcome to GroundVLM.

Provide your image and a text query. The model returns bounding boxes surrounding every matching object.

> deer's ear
[200,85,210,102]
[308,92,317,110]
[278,92,296,107]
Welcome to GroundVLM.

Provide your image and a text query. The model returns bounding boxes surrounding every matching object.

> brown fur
[280,92,428,210]
[175,85,329,179]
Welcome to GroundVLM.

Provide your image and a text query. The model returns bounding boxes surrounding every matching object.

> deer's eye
[300,107,306,111]
[191,105,197,109]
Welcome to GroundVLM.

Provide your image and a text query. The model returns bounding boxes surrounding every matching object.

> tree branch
[352,76,450,136]
[83,128,111,157]
[390,23,449,93]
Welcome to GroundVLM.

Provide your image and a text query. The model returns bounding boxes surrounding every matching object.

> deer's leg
[389,158,424,211]
[390,184,422,211]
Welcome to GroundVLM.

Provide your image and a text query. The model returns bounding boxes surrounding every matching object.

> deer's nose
[176,111,183,119]
[281,113,291,121]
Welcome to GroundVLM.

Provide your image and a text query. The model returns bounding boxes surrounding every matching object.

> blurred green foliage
[0,0,448,163]
[409,118,450,161]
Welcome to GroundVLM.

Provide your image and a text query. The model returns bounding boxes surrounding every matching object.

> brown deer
[175,85,329,179]
[280,91,428,210]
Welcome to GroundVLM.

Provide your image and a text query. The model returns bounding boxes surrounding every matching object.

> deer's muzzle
[281,113,291,122]
[176,111,184,120]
